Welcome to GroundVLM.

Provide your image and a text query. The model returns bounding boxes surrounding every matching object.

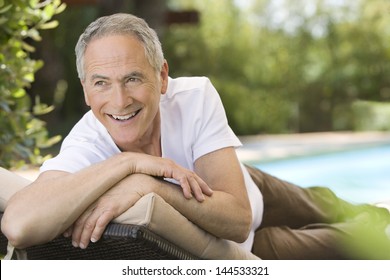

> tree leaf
[39,20,59,30]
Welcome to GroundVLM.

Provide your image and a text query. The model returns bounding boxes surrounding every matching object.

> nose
[112,84,133,109]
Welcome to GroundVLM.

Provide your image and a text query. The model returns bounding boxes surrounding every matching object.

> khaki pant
[245,165,390,259]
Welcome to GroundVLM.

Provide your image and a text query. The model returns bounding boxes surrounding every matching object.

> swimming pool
[254,144,390,204]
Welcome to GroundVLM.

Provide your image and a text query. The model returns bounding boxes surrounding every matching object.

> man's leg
[245,165,390,259]
[253,215,390,259]
[252,223,349,259]
[245,164,355,228]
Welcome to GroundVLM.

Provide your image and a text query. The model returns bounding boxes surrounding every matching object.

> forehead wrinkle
[88,55,129,71]
[87,57,143,80]
[84,37,155,83]
[89,73,108,81]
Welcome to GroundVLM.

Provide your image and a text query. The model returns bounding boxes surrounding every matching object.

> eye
[94,80,106,86]
[125,72,144,85]
[126,77,139,84]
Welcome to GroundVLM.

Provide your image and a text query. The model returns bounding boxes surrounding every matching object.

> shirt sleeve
[192,78,242,161]
[39,111,119,174]
[40,138,105,174]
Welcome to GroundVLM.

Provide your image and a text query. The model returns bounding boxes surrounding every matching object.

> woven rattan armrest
[0,213,199,260]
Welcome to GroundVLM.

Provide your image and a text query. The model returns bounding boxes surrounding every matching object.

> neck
[119,113,162,157]
[137,129,161,157]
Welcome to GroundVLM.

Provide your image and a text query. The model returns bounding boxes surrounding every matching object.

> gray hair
[75,13,164,81]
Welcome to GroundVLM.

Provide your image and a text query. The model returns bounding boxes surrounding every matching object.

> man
[2,13,389,259]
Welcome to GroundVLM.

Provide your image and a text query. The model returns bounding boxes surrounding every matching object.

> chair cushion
[114,192,260,259]
[0,167,31,211]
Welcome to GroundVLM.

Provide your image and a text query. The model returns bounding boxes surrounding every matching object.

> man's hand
[128,152,214,201]
[67,173,155,249]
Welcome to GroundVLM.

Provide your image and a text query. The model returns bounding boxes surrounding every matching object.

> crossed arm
[1,147,252,249]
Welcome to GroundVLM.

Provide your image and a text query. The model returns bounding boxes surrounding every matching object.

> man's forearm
[154,178,252,243]
[2,153,136,248]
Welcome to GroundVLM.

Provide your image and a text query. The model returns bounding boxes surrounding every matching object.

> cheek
[85,92,106,112]
[134,86,160,105]
[145,93,161,112]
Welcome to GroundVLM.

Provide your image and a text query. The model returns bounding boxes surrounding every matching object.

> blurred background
[26,0,390,139]
[1,0,390,203]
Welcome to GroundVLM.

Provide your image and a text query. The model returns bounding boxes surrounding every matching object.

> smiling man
[83,34,165,154]
[2,13,257,252]
[2,13,389,260]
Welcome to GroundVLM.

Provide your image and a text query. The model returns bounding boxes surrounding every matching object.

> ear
[81,79,90,106]
[160,60,169,95]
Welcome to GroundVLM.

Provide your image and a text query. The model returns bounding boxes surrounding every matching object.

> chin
[113,136,137,150]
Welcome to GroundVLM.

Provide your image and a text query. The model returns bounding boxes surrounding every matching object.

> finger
[188,176,205,202]
[195,176,213,196]
[78,209,104,249]
[90,210,115,243]
[63,225,73,238]
[71,218,84,248]
[187,172,213,200]
[71,207,94,248]
[177,177,193,199]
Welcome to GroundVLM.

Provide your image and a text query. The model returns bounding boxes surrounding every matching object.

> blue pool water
[254,144,390,204]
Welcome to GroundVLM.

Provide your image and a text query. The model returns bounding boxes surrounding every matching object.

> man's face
[81,34,168,151]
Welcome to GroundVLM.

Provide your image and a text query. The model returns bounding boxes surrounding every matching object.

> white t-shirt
[41,76,263,251]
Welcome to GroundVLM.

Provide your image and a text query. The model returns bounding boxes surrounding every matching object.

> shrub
[352,100,390,131]
[0,0,65,169]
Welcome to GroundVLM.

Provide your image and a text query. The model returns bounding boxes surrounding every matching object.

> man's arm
[70,147,252,248]
[159,146,252,242]
[1,152,211,248]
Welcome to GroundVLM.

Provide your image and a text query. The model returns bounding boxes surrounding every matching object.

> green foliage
[164,0,390,135]
[0,0,65,169]
[352,100,390,131]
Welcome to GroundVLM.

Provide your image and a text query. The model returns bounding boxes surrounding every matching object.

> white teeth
[112,111,137,120]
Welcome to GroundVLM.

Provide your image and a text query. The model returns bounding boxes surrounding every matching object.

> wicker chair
[0,213,199,260]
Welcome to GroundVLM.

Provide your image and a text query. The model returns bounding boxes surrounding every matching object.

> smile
[109,109,141,121]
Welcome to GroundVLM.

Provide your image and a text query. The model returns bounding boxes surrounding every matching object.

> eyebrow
[89,71,146,82]
[123,71,146,80]
[90,74,108,82]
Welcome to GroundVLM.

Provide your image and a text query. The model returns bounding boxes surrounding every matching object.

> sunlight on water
[255,145,390,204]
